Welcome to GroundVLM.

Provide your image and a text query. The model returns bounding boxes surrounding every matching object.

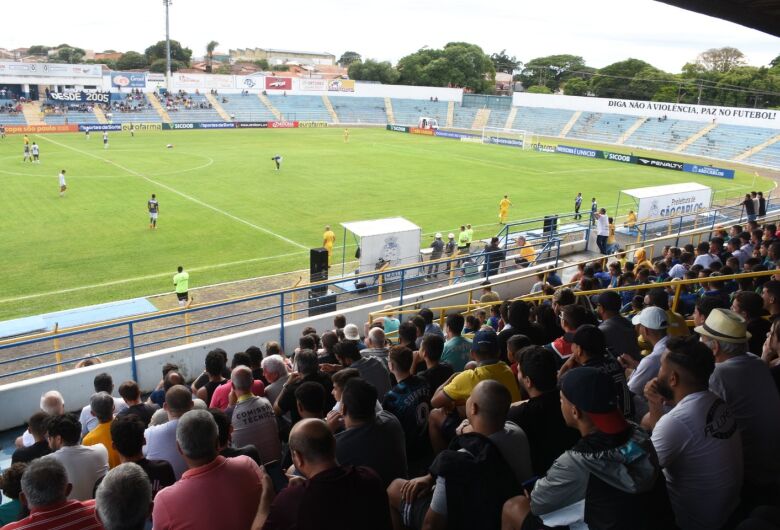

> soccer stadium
[0,1,779,528]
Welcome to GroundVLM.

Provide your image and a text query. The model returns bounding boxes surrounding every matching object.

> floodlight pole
[164,0,172,91]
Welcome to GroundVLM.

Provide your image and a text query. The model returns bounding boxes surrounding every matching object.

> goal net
[481,127,533,149]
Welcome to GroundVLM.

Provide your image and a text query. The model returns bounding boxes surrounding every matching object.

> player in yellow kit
[323,225,336,266]
[499,195,512,224]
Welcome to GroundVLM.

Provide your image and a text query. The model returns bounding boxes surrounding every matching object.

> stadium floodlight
[163,0,172,90]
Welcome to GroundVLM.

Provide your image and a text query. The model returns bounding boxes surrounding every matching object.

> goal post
[481,127,532,149]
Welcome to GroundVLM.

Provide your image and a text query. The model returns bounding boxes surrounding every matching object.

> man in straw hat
[696,308,780,508]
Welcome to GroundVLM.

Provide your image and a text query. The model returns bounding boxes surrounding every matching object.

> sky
[2,0,778,73]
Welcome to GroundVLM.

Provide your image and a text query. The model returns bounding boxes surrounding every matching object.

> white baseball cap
[448,233,455,239]
[631,307,668,330]
[343,323,360,341]
[435,232,442,239]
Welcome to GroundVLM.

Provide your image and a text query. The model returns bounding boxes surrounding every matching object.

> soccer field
[0,127,770,320]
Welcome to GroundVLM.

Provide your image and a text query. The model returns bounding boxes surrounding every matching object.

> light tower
[163,0,172,90]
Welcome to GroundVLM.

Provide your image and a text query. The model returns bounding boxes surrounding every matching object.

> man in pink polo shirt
[152,409,263,530]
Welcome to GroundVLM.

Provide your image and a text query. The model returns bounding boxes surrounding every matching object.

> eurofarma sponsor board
[618,183,713,226]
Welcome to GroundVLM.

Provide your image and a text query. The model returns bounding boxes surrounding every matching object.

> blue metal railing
[0,233,570,383]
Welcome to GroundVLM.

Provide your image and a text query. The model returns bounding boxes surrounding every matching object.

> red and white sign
[265,77,292,90]
[268,121,299,128]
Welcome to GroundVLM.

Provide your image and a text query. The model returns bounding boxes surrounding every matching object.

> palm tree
[206,41,219,73]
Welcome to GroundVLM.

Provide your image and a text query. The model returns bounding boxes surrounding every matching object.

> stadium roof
[656,0,780,37]
[621,182,710,199]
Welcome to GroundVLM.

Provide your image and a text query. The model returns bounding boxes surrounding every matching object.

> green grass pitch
[0,127,770,320]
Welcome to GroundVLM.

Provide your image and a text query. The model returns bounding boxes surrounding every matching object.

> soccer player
[344,128,350,143]
[173,266,190,307]
[23,134,29,146]
[0,124,5,139]
[129,124,135,137]
[103,131,109,149]
[148,194,159,229]
[85,129,90,140]
[31,142,40,163]
[574,192,583,220]
[271,154,282,170]
[58,170,67,197]
[323,225,336,266]
[22,143,31,163]
[499,195,512,224]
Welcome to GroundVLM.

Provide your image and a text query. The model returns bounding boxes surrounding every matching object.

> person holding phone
[253,418,392,530]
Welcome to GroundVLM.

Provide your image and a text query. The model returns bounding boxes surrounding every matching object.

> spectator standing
[45,414,108,501]
[594,208,610,254]
[427,233,445,278]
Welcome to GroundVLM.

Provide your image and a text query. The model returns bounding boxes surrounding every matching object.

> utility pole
[164,0,172,91]
[697,82,703,105]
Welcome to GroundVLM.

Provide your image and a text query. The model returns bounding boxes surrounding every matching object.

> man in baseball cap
[427,232,445,279]
[502,366,667,530]
[620,307,669,418]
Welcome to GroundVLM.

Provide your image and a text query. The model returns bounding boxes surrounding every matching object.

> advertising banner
[683,163,735,179]
[531,142,557,153]
[0,62,101,77]
[297,121,328,128]
[49,91,110,104]
[556,145,602,158]
[78,124,122,132]
[386,124,409,133]
[268,121,298,128]
[123,122,162,131]
[327,79,355,92]
[235,122,269,129]
[434,129,475,139]
[409,127,434,136]
[635,156,684,171]
[299,79,328,91]
[485,137,523,147]
[601,151,635,164]
[4,124,78,134]
[265,77,292,90]
[146,73,166,85]
[636,189,712,221]
[198,122,236,129]
[111,72,146,88]
[236,76,263,90]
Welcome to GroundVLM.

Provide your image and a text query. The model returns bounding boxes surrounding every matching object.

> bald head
[231,365,253,393]
[164,385,193,419]
[468,380,511,431]
[289,418,336,465]
[40,391,65,415]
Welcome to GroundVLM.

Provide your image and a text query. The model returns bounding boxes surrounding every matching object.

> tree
[627,66,675,101]
[215,64,232,75]
[53,46,85,64]
[116,51,149,70]
[205,40,219,73]
[518,54,586,91]
[27,45,51,56]
[338,51,362,67]
[149,58,185,73]
[563,78,588,96]
[348,59,399,84]
[696,47,746,73]
[397,42,495,93]
[590,58,658,99]
[253,59,269,70]
[526,85,553,94]
[490,49,520,74]
[145,40,192,66]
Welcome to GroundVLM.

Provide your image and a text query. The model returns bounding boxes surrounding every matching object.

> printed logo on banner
[485,137,523,147]
[683,164,735,179]
[265,77,292,90]
[300,79,328,91]
[297,121,328,128]
[532,143,557,153]
[268,121,299,128]
[111,72,146,88]
[601,151,634,163]
[636,157,684,171]
[121,123,162,131]
[243,78,257,88]
[5,124,78,134]
[49,91,110,104]
[236,122,269,128]
[328,79,355,92]
[199,122,236,129]
[434,130,470,139]
[409,127,435,136]
[171,123,195,129]
[556,145,602,158]
[78,124,122,132]
[386,125,409,133]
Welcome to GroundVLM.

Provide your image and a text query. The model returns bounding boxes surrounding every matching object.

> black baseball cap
[571,325,606,356]
[560,367,628,434]
[471,329,498,356]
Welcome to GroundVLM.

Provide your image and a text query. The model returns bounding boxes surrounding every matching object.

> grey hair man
[696,308,780,505]
[95,463,152,530]
[10,458,102,528]
[16,390,65,448]
[261,354,289,404]
[152,410,263,529]
[229,365,281,463]
[362,327,389,369]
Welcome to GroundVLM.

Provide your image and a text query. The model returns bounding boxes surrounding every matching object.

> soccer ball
[166,144,174,149]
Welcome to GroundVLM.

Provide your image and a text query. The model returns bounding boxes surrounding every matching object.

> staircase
[735,134,780,161]
[674,122,717,153]
[147,95,172,123]
[205,93,232,121]
[617,117,647,144]
[92,105,109,124]
[472,108,491,130]
[446,101,455,128]
[323,95,340,124]
[258,93,281,120]
[22,102,44,125]
[560,111,582,137]
[504,107,518,130]
[383,97,394,124]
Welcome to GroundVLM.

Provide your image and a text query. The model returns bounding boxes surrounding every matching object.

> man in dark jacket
[484,237,505,278]
[502,367,672,530]
[596,291,640,361]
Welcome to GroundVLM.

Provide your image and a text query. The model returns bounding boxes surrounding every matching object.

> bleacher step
[446,101,455,128]
[205,93,232,121]
[147,95,172,123]
[258,93,282,120]
[617,117,647,144]
[734,133,780,161]
[472,108,491,130]
[504,107,518,130]
[22,102,44,125]
[560,110,581,137]
[323,95,340,124]
[92,105,109,124]
[384,97,394,124]
[674,121,717,153]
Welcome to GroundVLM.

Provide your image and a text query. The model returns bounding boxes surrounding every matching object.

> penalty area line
[36,135,308,250]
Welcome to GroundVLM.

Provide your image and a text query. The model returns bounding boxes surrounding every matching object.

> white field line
[36,135,308,250]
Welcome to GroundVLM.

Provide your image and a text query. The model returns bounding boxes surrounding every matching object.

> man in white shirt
[692,241,720,269]
[44,413,108,500]
[594,208,610,255]
[16,390,65,448]
[58,169,67,197]
[696,309,780,505]
[619,307,668,420]
[643,336,743,530]
[143,385,193,479]
[79,372,128,437]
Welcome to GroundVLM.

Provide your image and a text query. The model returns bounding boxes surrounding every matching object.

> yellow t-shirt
[626,212,637,228]
[83,421,121,469]
[443,361,521,403]
[608,223,616,244]
[323,230,336,250]
[499,198,511,212]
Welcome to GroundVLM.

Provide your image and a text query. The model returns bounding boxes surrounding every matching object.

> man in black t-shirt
[116,381,157,427]
[109,415,175,498]
[509,346,579,476]
[415,334,454,393]
[274,350,334,425]
[11,412,51,464]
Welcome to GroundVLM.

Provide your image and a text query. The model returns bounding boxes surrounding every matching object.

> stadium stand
[167,93,223,123]
[330,96,387,124]
[623,117,703,151]
[565,111,635,143]
[391,98,449,126]
[219,95,277,121]
[106,93,163,123]
[266,94,332,121]
[684,123,779,160]
[745,140,780,168]
[452,105,479,129]
[0,99,27,124]
[509,107,575,136]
